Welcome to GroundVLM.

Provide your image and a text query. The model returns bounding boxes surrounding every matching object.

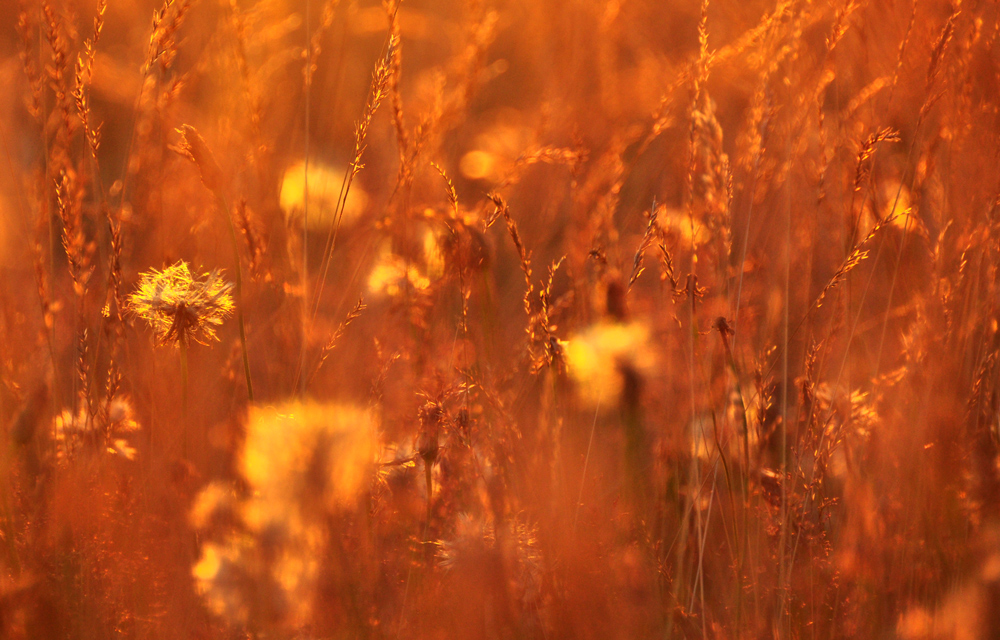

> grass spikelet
[304,0,343,88]
[487,192,533,325]
[234,198,265,280]
[72,0,106,164]
[853,128,901,195]
[926,5,960,94]
[309,296,366,384]
[146,0,193,74]
[172,124,224,193]
[17,5,43,122]
[628,200,658,292]
[432,162,460,219]
[813,211,903,312]
[313,35,396,314]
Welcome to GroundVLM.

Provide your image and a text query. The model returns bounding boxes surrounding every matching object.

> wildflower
[423,225,447,281]
[192,540,252,624]
[435,514,545,614]
[279,160,369,229]
[240,402,375,517]
[422,214,491,278]
[458,111,533,182]
[562,321,655,408]
[53,397,140,462]
[191,402,376,629]
[53,407,92,461]
[128,261,234,346]
[106,397,141,459]
[367,246,432,298]
[657,205,711,249]
[189,481,239,530]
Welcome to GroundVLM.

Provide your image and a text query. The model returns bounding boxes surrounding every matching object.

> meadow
[1,0,998,637]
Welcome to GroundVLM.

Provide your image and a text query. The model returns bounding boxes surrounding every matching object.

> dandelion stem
[574,393,601,536]
[424,459,433,530]
[180,339,188,459]
[215,192,254,403]
[302,0,310,400]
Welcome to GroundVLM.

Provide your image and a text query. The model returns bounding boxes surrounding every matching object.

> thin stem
[302,0,310,399]
[180,339,188,459]
[573,393,601,535]
[424,458,433,530]
[215,193,254,402]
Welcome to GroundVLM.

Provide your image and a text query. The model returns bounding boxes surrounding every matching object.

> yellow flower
[191,540,251,624]
[191,402,376,628]
[53,397,140,462]
[562,321,654,408]
[279,160,369,229]
[128,261,234,346]
[241,402,376,518]
[366,246,431,298]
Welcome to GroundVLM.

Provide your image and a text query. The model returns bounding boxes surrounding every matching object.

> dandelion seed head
[435,513,544,608]
[128,261,234,346]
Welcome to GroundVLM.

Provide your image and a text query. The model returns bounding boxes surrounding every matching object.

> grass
[1,0,999,638]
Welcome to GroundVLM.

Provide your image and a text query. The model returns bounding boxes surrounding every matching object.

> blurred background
[1,0,999,638]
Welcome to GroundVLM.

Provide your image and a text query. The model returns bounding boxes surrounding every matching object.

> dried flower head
[128,261,234,346]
